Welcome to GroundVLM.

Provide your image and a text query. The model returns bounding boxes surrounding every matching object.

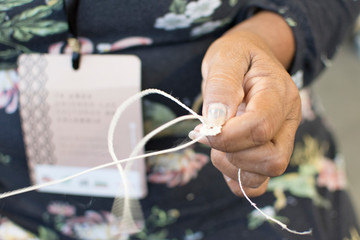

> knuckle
[241,171,267,189]
[287,79,302,122]
[209,134,230,153]
[245,180,262,189]
[251,117,273,145]
[227,175,269,197]
[265,152,289,177]
[210,150,223,168]
[226,152,236,166]
[204,73,243,101]
[220,134,231,153]
[236,183,268,198]
[295,96,302,123]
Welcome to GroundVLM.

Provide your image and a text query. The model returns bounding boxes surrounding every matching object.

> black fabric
[0,1,359,239]
[238,0,360,87]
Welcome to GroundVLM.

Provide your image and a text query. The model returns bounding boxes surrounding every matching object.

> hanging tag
[17,54,147,198]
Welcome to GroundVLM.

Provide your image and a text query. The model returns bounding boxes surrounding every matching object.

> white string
[0,88,312,236]
[105,88,202,234]
[237,169,312,235]
[112,115,201,235]
[106,89,205,234]
[108,88,205,172]
[0,135,204,199]
[0,89,205,199]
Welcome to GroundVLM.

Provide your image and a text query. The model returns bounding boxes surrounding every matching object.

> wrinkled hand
[190,13,301,197]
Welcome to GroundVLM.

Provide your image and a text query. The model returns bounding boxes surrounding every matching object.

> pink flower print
[102,211,116,223]
[48,41,63,53]
[60,211,135,239]
[0,69,19,114]
[317,156,347,191]
[47,201,76,217]
[148,149,209,187]
[299,88,316,121]
[96,37,153,53]
[48,37,94,54]
[64,210,107,227]
[84,210,103,223]
[60,223,74,237]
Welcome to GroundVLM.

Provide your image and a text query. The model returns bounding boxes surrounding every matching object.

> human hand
[190,12,301,197]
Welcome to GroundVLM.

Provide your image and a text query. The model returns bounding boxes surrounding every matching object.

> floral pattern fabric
[154,0,231,37]
[0,69,18,114]
[0,0,360,240]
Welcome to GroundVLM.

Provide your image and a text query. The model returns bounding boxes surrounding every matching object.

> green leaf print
[144,100,199,138]
[0,40,30,59]
[169,0,187,14]
[0,0,32,11]
[12,5,53,22]
[0,12,7,24]
[132,206,180,240]
[14,20,68,41]
[0,3,67,60]
[229,0,238,7]
[148,206,178,228]
[0,153,11,166]
[13,28,33,41]
[192,17,212,24]
[285,17,297,27]
[343,227,360,240]
[3,5,67,42]
[0,62,17,70]
[46,0,64,11]
[248,213,288,231]
[38,226,59,240]
[1,5,68,41]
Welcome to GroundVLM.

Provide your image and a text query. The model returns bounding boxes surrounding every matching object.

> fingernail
[188,130,198,140]
[207,103,227,127]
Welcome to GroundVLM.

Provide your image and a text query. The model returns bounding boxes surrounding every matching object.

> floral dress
[0,0,360,239]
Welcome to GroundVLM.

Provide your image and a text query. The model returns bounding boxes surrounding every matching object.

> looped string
[107,88,206,234]
[0,88,311,236]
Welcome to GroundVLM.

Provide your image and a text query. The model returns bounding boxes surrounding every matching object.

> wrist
[224,11,295,69]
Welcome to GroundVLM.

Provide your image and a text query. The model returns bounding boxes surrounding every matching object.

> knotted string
[0,88,311,236]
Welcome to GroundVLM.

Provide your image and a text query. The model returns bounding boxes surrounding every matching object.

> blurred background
[313,32,360,218]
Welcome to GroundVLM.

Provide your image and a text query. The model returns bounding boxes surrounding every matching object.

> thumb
[201,55,245,127]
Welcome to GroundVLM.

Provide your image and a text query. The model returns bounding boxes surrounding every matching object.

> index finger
[207,88,289,152]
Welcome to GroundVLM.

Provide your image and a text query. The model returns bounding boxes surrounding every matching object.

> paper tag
[17,54,147,198]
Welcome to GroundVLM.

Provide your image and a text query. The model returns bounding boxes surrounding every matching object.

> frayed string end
[237,169,312,236]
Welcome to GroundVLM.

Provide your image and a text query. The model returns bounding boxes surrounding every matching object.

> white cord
[237,169,312,235]
[0,88,311,236]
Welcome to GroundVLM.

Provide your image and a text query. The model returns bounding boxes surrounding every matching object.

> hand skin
[194,11,301,197]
